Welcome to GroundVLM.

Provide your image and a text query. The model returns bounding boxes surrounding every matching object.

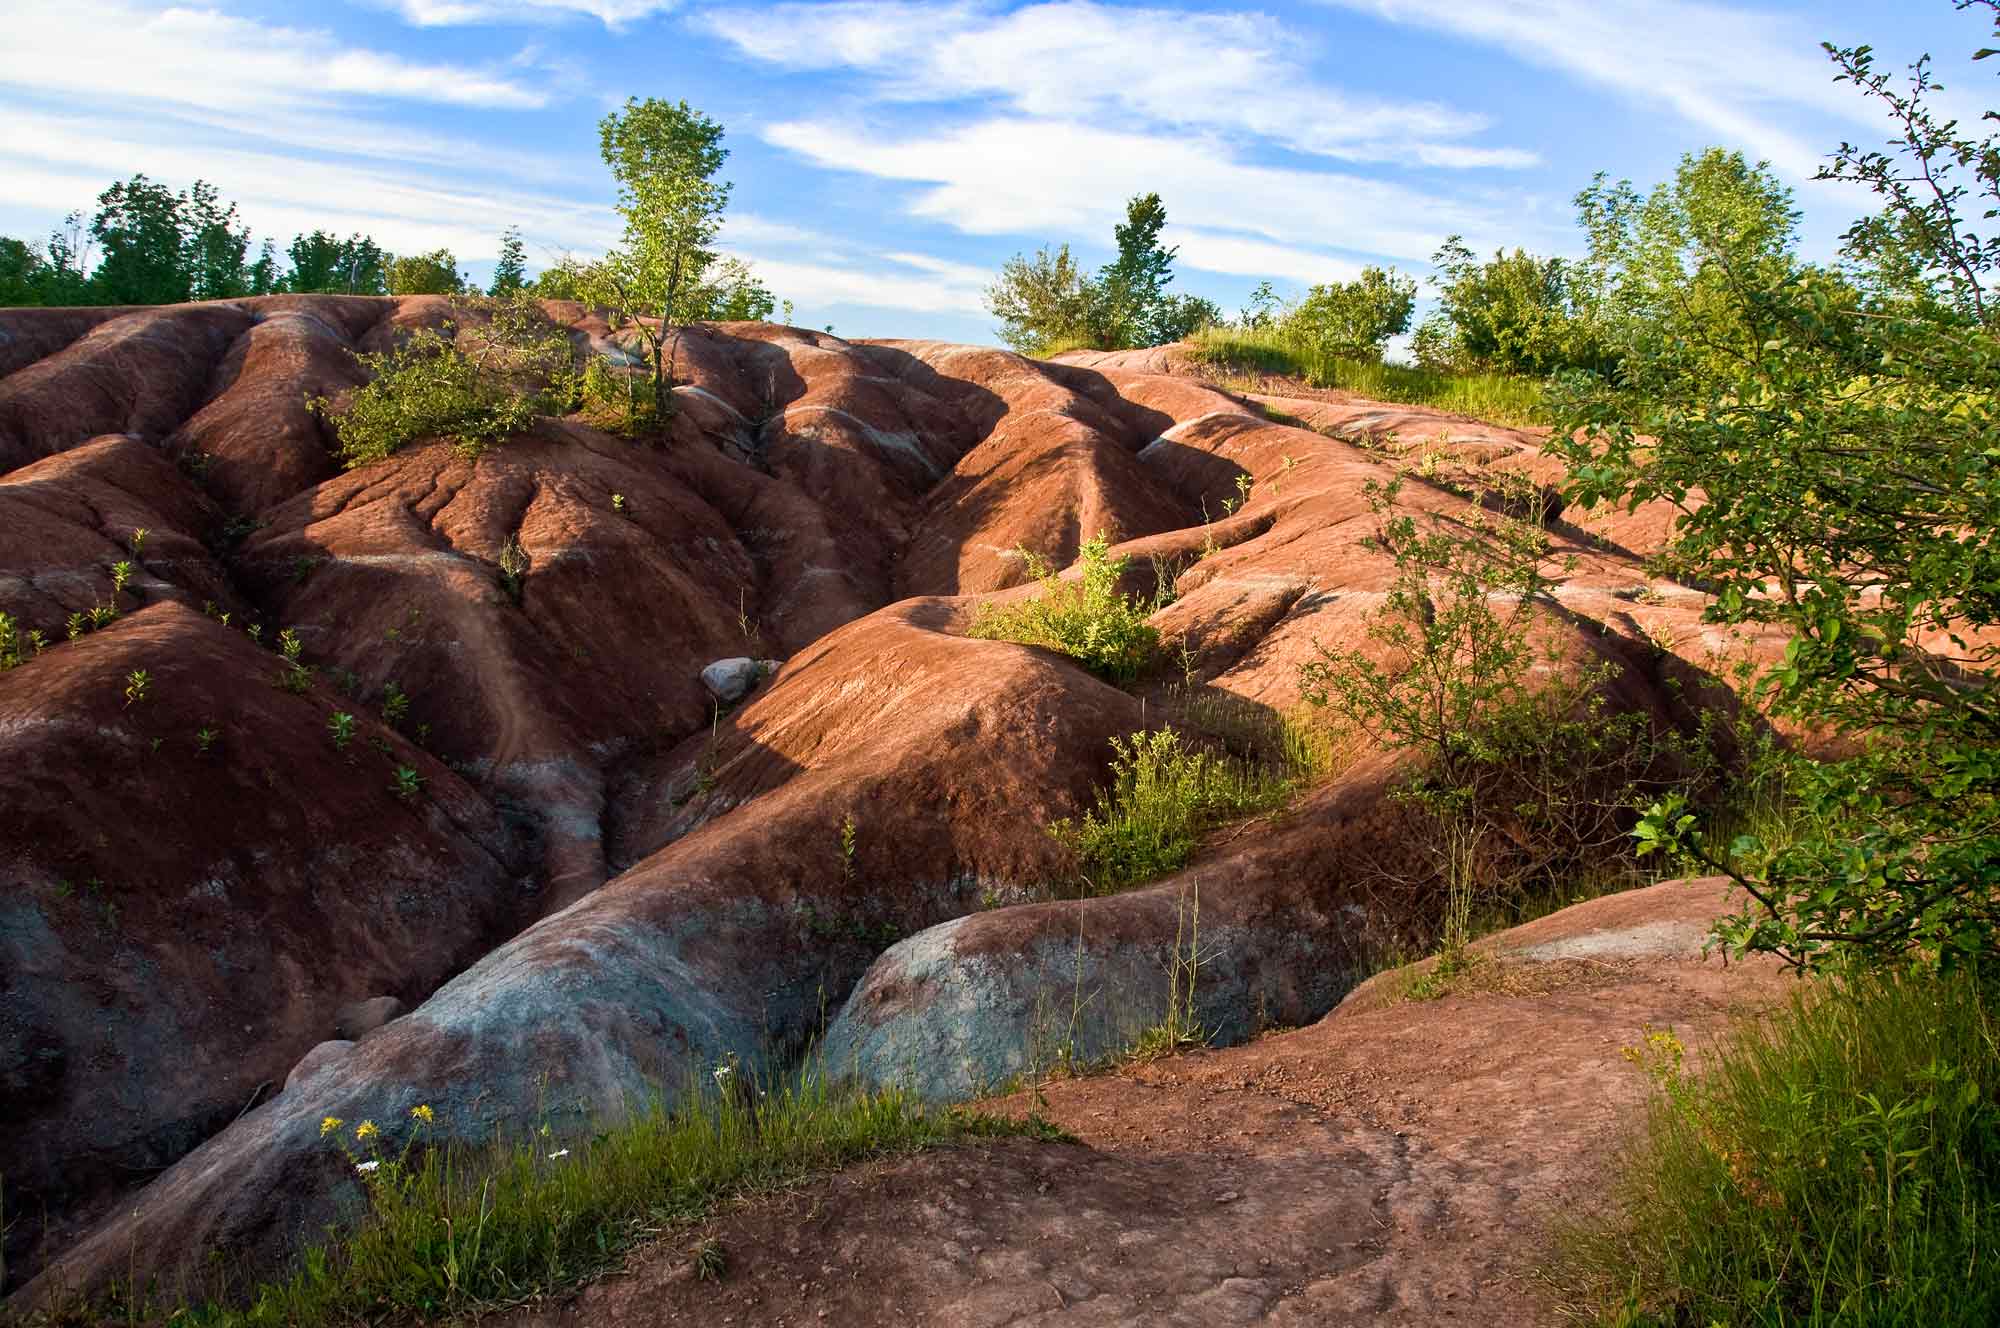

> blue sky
[3,1,1992,343]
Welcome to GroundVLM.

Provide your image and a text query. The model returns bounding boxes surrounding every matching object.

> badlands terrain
[0,297,1783,1318]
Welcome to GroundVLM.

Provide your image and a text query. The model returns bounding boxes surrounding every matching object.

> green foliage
[73,1077,1050,1328]
[327,711,355,750]
[1186,326,1545,426]
[986,193,1220,354]
[1419,236,1614,376]
[123,669,150,707]
[1281,265,1417,361]
[1050,724,1319,893]
[1549,7,2000,973]
[0,611,47,669]
[1298,480,1713,945]
[968,532,1160,683]
[701,255,776,320]
[1555,973,2000,1326]
[285,230,390,296]
[390,766,424,800]
[387,249,465,297]
[309,295,575,469]
[489,226,527,297]
[593,97,734,419]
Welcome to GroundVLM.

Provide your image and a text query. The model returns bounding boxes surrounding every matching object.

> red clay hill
[0,298,1782,1308]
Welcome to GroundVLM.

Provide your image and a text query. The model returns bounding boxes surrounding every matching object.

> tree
[490,226,527,297]
[388,249,466,296]
[286,231,390,295]
[89,175,188,304]
[1100,191,1177,346]
[591,97,732,421]
[1573,148,1802,386]
[1153,293,1223,342]
[986,244,1100,353]
[180,180,251,300]
[1547,2,2000,972]
[1282,265,1416,360]
[0,237,45,305]
[700,256,775,320]
[532,254,598,302]
[247,238,281,296]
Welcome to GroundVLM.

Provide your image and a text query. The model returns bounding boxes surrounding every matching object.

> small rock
[333,996,404,1041]
[700,657,762,703]
[1216,1190,1240,1204]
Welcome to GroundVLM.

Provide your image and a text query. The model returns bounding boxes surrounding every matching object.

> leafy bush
[0,610,47,669]
[1049,725,1317,893]
[1280,265,1417,360]
[1550,8,2000,973]
[310,296,577,469]
[1554,971,2000,1326]
[968,532,1160,683]
[1418,236,1614,376]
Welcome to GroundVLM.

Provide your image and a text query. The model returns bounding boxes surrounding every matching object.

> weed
[327,712,356,751]
[390,766,424,800]
[690,1236,726,1283]
[291,555,320,586]
[611,492,628,515]
[110,561,135,599]
[381,682,410,730]
[968,532,1160,684]
[839,814,858,883]
[128,527,148,558]
[0,611,47,669]
[195,725,219,756]
[123,669,150,708]
[497,536,529,604]
[1128,884,1213,1061]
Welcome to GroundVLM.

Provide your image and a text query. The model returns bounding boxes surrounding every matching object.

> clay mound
[0,600,521,1268]
[0,298,1786,1306]
[0,435,237,632]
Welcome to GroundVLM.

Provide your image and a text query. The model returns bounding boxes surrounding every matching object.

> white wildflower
[355,1160,380,1174]
[547,1148,570,1160]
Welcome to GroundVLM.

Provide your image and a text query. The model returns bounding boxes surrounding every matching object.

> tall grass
[47,1075,1057,1328]
[1186,326,1545,427]
[1552,971,2000,1326]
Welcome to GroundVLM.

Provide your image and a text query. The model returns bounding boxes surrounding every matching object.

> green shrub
[0,611,47,669]
[968,532,1160,683]
[310,296,577,469]
[1050,725,1311,893]
[1554,971,2000,1326]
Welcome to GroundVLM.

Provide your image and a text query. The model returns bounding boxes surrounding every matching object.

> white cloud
[1316,0,1959,181]
[2,1,548,113]
[380,0,679,28]
[740,255,990,315]
[1167,230,1366,286]
[696,0,1538,169]
[763,116,1531,267]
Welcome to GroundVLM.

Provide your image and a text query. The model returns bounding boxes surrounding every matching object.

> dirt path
[506,879,1788,1327]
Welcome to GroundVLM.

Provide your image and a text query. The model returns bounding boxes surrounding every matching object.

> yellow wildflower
[319,1116,344,1138]
[410,1104,435,1125]
[355,1120,379,1143]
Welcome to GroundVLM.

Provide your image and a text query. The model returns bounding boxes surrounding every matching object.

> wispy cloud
[4,1,549,112]
[1317,0,1940,180]
[376,0,681,28]
[696,0,1539,169]
[762,116,1533,273]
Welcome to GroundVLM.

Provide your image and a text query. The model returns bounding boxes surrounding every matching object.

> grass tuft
[1551,970,2000,1326]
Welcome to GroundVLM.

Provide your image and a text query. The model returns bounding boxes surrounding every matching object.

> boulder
[700,656,762,703]
[333,997,404,1041]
